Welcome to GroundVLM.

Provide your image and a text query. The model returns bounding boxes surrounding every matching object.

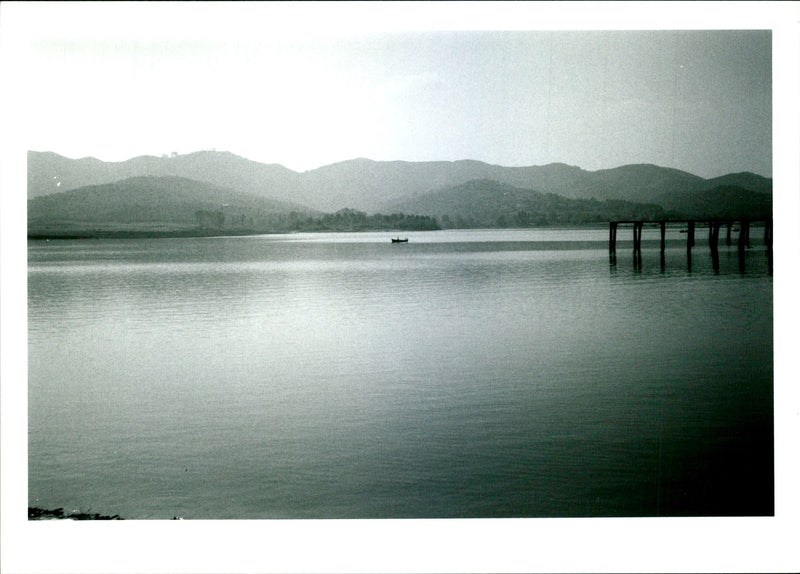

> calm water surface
[28,228,773,518]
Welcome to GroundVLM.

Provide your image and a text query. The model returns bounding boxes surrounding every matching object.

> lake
[28,227,773,519]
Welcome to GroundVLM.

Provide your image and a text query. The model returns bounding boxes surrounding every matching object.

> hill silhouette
[28,151,771,209]
[390,179,669,228]
[28,151,772,234]
[28,151,307,206]
[28,176,315,237]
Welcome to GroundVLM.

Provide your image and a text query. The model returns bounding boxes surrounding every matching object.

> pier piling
[738,220,751,250]
[632,221,643,252]
[708,221,721,250]
[709,222,721,273]
[764,218,772,247]
[607,217,771,272]
[609,222,618,253]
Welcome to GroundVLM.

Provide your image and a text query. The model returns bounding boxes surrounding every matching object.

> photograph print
[22,9,776,524]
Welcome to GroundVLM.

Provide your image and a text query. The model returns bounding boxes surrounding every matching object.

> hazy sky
[5,4,774,177]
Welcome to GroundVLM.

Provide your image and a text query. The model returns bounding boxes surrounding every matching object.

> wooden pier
[609,218,772,272]
[609,218,772,252]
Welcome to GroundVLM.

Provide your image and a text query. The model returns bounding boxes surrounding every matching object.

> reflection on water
[28,229,773,518]
[610,243,772,276]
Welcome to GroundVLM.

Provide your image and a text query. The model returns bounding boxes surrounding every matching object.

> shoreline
[28,507,123,521]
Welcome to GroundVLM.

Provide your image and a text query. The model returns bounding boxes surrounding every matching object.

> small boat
[391,237,408,243]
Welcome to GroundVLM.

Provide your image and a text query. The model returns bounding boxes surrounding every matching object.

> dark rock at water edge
[28,506,123,520]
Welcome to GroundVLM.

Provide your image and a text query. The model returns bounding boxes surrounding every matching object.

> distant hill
[703,172,773,195]
[655,185,772,220]
[299,158,527,212]
[28,151,772,223]
[28,150,307,206]
[28,176,315,237]
[583,164,706,202]
[298,158,771,211]
[389,179,668,228]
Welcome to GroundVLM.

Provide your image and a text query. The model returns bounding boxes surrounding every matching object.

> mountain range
[27,150,772,236]
[28,175,312,237]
